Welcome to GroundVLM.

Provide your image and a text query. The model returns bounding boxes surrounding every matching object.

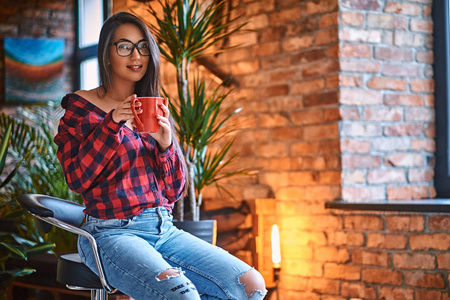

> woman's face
[109,23,150,85]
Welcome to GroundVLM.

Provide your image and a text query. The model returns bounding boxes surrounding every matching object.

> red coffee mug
[131,96,167,133]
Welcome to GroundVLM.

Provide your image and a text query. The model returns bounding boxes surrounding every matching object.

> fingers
[134,101,143,112]
[159,100,170,118]
[127,94,143,111]
[112,94,141,123]
[151,99,172,150]
[157,100,170,129]
[151,115,172,151]
[157,114,170,130]
[125,94,136,103]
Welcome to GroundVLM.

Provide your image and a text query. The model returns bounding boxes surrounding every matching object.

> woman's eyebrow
[115,38,147,43]
[115,38,132,43]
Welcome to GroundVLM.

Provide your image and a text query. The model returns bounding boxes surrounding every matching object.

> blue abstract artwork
[4,37,65,103]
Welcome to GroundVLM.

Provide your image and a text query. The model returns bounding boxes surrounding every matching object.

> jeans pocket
[96,218,134,230]
[83,217,135,236]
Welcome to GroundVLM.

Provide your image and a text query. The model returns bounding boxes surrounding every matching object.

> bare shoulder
[74,89,100,101]
[74,89,106,108]
[74,88,115,114]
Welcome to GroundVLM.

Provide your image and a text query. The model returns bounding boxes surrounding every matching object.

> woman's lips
[127,65,143,71]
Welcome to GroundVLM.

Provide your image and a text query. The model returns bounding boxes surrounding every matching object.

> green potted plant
[0,123,54,296]
[0,104,82,253]
[142,0,248,226]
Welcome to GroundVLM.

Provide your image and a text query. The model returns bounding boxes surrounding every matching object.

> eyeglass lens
[115,41,150,56]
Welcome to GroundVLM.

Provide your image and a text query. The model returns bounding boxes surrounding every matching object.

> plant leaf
[0,242,27,259]
[0,123,12,175]
[26,242,55,258]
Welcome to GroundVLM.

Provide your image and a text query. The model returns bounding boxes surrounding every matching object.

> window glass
[80,58,99,90]
[78,0,104,48]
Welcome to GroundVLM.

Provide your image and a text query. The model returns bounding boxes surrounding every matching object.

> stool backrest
[17,194,85,233]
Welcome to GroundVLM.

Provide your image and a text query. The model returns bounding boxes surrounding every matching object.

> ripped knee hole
[156,268,182,281]
[239,269,267,298]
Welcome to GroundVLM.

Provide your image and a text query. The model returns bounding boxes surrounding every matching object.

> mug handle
[130,97,144,132]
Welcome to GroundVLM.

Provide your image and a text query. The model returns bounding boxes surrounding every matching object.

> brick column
[339,0,435,201]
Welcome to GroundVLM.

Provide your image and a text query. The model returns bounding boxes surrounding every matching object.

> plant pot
[173,220,217,245]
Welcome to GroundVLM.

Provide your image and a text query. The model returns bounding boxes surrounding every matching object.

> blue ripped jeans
[78,207,266,300]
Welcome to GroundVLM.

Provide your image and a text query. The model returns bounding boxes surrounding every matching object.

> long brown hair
[97,12,188,194]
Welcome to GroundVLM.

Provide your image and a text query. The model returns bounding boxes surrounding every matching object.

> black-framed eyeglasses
[111,39,150,57]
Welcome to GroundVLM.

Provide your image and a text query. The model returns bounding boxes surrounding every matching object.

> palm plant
[0,124,30,196]
[0,123,54,294]
[0,114,47,244]
[0,103,82,253]
[144,0,247,221]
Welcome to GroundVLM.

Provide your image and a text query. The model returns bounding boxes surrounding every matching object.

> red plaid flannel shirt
[54,93,185,219]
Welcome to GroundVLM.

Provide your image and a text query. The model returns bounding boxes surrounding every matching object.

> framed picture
[4,37,65,103]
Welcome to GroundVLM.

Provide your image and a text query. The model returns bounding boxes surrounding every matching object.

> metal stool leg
[92,289,108,300]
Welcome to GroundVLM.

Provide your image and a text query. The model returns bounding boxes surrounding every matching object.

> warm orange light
[271,224,281,268]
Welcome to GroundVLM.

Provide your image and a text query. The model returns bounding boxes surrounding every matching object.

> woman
[54,12,266,300]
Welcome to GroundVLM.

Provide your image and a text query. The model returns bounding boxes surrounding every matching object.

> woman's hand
[150,99,172,152]
[112,94,141,124]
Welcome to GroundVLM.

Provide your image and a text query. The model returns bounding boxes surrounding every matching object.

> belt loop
[156,206,164,234]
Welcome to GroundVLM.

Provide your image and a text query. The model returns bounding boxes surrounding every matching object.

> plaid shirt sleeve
[54,95,124,194]
[154,142,185,202]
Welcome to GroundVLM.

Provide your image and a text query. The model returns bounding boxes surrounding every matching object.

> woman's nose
[130,47,141,59]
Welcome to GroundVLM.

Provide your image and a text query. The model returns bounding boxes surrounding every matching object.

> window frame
[433,0,450,198]
[74,0,110,90]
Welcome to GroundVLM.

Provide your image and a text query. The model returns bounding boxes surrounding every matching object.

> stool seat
[57,253,104,289]
[17,194,120,299]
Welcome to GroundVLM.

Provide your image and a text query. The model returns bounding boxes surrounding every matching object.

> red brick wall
[325,211,449,300]
[211,0,342,204]
[255,200,450,300]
